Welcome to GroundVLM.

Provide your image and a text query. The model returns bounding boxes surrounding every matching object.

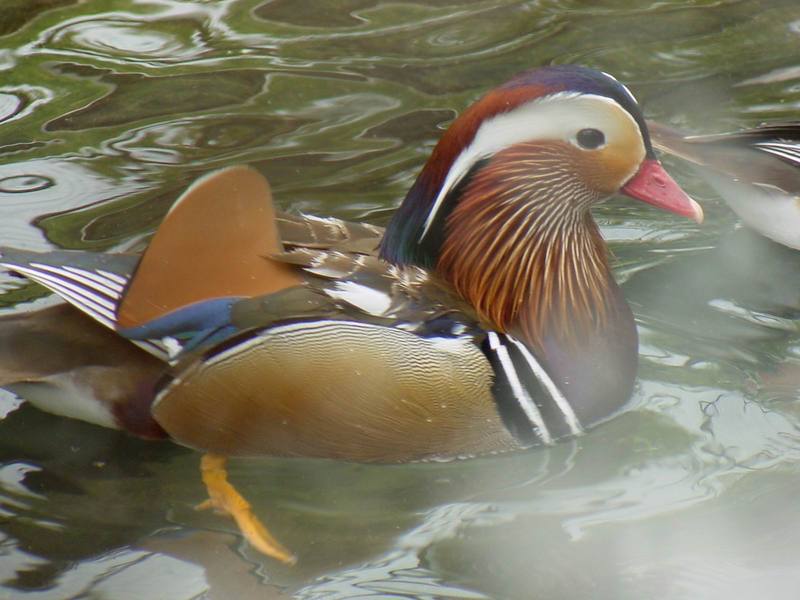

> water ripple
[0,174,54,194]
[2,1,800,598]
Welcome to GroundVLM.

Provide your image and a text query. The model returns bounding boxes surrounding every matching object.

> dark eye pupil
[576,128,605,149]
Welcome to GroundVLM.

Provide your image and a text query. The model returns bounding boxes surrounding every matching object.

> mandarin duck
[0,65,702,563]
[648,120,800,249]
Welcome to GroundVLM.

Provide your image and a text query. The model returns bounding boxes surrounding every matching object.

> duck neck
[438,182,640,427]
[435,173,618,351]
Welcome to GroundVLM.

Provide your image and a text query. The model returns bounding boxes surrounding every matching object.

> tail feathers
[0,305,93,384]
[692,122,800,145]
[648,119,800,164]
[0,304,166,437]
[648,119,800,195]
[118,166,303,330]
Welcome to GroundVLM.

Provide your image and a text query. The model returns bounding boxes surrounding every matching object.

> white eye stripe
[418,93,640,242]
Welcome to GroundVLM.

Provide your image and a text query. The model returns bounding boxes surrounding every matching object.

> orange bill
[621,158,704,223]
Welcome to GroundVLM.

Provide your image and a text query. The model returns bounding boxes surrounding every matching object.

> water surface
[3,1,800,598]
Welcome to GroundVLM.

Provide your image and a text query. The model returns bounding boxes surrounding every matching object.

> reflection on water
[3,0,800,598]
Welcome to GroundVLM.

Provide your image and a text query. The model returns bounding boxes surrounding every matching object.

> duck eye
[576,128,606,150]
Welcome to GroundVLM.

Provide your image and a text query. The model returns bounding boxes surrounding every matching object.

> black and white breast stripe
[483,331,583,446]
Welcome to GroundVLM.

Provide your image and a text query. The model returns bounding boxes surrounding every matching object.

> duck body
[0,197,634,461]
[648,121,800,249]
[1,66,701,464]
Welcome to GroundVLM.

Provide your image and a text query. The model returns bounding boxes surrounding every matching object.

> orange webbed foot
[198,453,297,565]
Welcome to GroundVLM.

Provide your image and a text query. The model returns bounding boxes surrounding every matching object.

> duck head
[380,65,701,345]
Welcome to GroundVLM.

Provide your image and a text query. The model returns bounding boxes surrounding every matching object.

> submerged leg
[197,453,296,565]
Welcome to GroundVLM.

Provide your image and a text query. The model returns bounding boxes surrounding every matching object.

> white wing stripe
[9,265,117,315]
[140,341,169,359]
[506,335,583,436]
[10,265,117,325]
[4,261,168,361]
[755,141,800,153]
[30,263,122,298]
[96,269,129,286]
[62,265,124,295]
[756,143,800,166]
[488,331,553,444]
[757,144,800,158]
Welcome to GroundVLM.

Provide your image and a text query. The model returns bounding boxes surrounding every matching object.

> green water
[3,0,800,598]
